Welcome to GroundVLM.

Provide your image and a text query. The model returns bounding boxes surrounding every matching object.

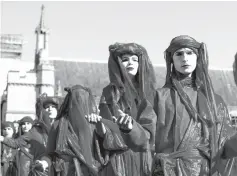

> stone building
[1,5,55,122]
[1,5,237,125]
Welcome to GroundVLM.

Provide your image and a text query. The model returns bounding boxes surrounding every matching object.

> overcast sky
[1,1,237,68]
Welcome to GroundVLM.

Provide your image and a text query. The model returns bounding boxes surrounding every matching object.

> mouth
[126,67,134,71]
[182,65,191,68]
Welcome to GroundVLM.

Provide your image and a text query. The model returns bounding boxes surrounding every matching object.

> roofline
[49,57,108,63]
[49,57,233,71]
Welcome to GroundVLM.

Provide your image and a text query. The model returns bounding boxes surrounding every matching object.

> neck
[175,71,196,88]
[50,119,55,126]
[129,75,139,90]
[176,71,192,80]
[129,74,136,82]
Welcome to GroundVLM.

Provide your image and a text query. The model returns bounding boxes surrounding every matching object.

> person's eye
[175,52,183,56]
[133,58,138,62]
[187,51,194,55]
[121,58,128,62]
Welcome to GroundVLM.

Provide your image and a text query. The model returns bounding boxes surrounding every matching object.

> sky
[1,1,237,68]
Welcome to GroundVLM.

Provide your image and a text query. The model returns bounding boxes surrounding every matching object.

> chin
[182,72,193,75]
[128,72,137,77]
[182,69,194,75]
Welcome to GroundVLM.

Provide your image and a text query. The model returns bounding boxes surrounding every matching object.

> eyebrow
[175,50,194,54]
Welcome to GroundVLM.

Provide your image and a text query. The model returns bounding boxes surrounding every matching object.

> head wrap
[108,42,157,106]
[19,116,34,126]
[166,35,200,58]
[55,85,99,174]
[164,35,209,86]
[2,121,14,130]
[42,97,59,109]
[35,95,61,134]
[164,35,220,169]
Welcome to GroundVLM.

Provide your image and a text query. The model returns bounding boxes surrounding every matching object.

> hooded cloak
[152,35,236,176]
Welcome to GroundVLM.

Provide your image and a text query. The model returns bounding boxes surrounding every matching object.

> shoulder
[214,93,228,113]
[214,93,226,105]
[155,86,173,97]
[102,83,120,94]
[100,83,121,104]
[27,127,41,137]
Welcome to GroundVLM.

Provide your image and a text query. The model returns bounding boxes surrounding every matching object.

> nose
[129,57,137,64]
[181,53,188,62]
[127,58,132,65]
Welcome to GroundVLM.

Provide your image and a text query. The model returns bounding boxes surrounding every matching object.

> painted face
[172,48,197,76]
[45,105,58,119]
[21,122,32,133]
[119,54,139,77]
[3,127,14,138]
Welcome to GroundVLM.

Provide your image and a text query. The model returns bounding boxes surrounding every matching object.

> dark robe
[1,144,18,176]
[99,84,157,176]
[151,35,237,176]
[44,85,111,176]
[2,126,48,176]
[45,119,99,176]
[152,85,237,176]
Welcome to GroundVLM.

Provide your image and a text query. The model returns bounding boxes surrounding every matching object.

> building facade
[0,5,55,122]
[1,5,237,128]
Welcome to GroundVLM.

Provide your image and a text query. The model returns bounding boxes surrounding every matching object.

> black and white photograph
[1,1,237,176]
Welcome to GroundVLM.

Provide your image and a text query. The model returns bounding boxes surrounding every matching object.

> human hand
[35,160,48,171]
[85,113,102,123]
[96,122,107,137]
[0,136,4,142]
[117,110,133,131]
[85,113,106,136]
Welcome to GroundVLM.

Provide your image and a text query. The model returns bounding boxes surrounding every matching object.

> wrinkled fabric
[46,119,101,176]
[46,85,113,176]
[107,42,157,109]
[99,43,157,176]
[153,87,237,176]
[152,35,237,176]
[3,127,47,160]
[1,144,18,176]
[2,126,48,176]
[28,162,48,176]
[99,91,157,176]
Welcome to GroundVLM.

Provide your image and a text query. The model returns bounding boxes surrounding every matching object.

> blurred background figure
[12,121,19,138]
[229,111,237,131]
[1,121,18,176]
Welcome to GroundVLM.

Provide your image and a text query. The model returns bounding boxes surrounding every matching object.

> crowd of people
[1,35,237,176]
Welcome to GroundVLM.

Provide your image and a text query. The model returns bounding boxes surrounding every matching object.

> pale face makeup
[172,48,197,77]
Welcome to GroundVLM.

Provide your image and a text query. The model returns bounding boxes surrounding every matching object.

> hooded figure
[152,35,237,176]
[1,121,18,176]
[1,116,49,176]
[35,95,61,136]
[44,85,110,176]
[233,52,237,86]
[99,43,157,176]
[100,43,157,119]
